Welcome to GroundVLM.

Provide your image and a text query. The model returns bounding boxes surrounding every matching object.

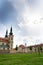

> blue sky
[0,0,43,47]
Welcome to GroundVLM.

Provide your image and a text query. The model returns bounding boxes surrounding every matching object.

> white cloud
[0,23,6,37]
[16,0,43,46]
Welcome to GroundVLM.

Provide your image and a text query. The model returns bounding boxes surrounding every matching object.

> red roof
[19,45,25,49]
[27,44,43,48]
[0,37,9,43]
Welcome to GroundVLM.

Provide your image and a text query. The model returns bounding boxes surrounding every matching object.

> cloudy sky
[0,0,43,47]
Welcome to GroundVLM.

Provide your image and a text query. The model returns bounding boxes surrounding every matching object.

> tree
[40,46,42,52]
[15,45,18,51]
[30,46,32,50]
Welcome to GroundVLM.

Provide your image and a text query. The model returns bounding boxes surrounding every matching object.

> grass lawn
[0,53,43,65]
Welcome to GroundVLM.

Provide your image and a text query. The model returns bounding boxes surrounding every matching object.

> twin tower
[5,27,14,51]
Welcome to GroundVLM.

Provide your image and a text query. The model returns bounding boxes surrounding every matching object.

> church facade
[0,27,14,53]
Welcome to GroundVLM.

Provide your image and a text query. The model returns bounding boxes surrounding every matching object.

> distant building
[18,44,43,53]
[0,27,14,53]
[18,45,25,53]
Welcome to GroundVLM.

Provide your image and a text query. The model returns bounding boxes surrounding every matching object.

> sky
[0,0,43,48]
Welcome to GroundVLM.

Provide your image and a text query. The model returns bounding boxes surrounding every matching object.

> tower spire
[5,30,8,38]
[9,26,13,35]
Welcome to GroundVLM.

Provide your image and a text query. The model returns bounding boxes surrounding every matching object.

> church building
[0,27,14,53]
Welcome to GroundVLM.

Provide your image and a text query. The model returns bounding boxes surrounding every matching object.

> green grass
[0,53,43,65]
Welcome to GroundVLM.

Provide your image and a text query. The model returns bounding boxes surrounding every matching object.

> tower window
[11,37,13,40]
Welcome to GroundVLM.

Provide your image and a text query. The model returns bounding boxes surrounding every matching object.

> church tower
[5,30,8,38]
[9,27,14,50]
